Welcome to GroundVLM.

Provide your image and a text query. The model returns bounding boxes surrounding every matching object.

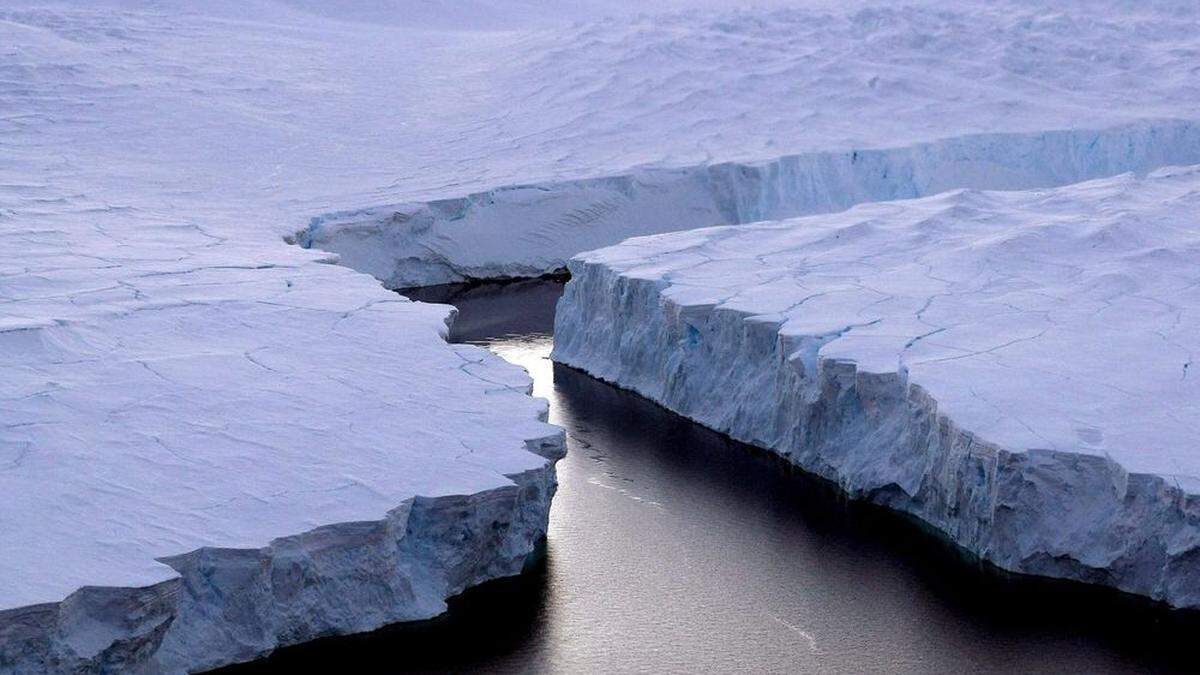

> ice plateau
[301,2,1200,287]
[553,167,1200,608]
[2,0,1200,671]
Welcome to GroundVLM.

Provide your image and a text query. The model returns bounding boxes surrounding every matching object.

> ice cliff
[302,121,1200,288]
[553,167,1200,608]
[0,249,565,673]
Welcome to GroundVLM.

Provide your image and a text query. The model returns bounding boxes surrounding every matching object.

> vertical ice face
[303,121,1200,288]
[1,462,562,674]
[552,167,1200,609]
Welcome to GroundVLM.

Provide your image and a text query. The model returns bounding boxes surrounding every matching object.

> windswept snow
[553,166,1200,607]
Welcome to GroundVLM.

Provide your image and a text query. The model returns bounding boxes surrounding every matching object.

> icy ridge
[552,167,1200,608]
[301,120,1200,288]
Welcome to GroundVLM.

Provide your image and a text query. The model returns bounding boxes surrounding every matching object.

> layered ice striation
[553,167,1200,608]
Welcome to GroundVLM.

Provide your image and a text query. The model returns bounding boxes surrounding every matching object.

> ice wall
[301,120,1200,288]
[0,462,560,674]
[551,168,1200,608]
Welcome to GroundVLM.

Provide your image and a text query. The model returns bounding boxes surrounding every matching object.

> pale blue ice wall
[302,119,1200,287]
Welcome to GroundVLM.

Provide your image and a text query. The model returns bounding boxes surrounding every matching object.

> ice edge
[552,257,1200,610]
[301,119,1200,288]
[0,305,567,674]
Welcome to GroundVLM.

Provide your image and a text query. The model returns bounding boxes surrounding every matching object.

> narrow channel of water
[224,278,1197,674]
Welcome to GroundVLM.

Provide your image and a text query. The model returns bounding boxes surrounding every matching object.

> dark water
[222,278,1198,674]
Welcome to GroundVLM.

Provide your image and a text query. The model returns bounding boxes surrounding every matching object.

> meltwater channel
[222,278,1198,674]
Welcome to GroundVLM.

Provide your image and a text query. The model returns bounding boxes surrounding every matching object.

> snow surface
[0,219,567,671]
[300,1,1200,286]
[1,0,1199,669]
[553,166,1200,608]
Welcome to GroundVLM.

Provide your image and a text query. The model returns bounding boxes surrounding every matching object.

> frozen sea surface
[554,167,1200,608]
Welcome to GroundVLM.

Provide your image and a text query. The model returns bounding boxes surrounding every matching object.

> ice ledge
[301,119,1200,288]
[0,459,562,674]
[0,250,567,673]
[552,167,1200,608]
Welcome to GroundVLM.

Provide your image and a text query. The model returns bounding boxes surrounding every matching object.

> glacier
[2,0,1200,671]
[553,167,1200,608]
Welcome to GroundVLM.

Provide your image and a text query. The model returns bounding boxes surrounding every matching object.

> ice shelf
[300,0,1200,287]
[0,2,578,671]
[0,240,565,672]
[554,167,1200,608]
[305,122,1200,289]
[2,0,1200,670]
